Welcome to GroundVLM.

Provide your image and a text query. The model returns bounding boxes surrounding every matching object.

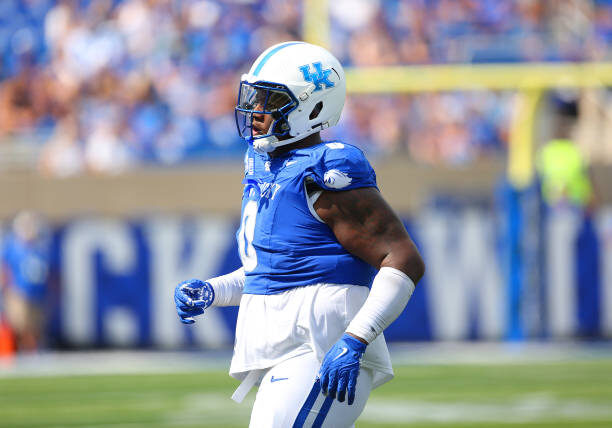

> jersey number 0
[238,200,258,272]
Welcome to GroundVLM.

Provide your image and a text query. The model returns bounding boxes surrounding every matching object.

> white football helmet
[235,41,346,153]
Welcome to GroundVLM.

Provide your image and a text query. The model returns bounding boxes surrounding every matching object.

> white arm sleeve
[346,266,415,344]
[208,267,245,307]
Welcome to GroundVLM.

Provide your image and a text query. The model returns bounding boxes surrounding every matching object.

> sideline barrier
[20,201,610,349]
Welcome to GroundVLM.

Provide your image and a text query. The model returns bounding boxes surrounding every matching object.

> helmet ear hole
[309,102,323,120]
[272,118,290,134]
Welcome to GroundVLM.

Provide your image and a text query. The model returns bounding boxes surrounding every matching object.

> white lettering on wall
[62,219,135,345]
[597,207,612,337]
[546,208,580,338]
[418,208,505,340]
[146,216,234,348]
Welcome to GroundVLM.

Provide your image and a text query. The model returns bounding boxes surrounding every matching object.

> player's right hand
[174,279,215,324]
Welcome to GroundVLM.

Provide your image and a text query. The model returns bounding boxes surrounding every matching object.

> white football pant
[249,351,372,428]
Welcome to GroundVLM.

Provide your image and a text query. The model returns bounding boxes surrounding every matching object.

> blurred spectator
[537,103,595,209]
[538,137,593,207]
[0,0,610,172]
[38,112,84,176]
[1,211,51,352]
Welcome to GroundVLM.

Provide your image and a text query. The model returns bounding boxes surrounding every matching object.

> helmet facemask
[235,81,298,152]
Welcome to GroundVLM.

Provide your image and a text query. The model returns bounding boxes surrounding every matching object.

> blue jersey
[237,141,378,295]
[2,234,49,302]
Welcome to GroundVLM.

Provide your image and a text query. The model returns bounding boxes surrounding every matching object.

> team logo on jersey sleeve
[323,169,352,189]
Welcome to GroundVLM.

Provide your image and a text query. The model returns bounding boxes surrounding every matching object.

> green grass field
[2,359,612,428]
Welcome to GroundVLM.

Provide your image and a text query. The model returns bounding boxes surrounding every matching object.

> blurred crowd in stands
[331,0,612,66]
[0,0,611,174]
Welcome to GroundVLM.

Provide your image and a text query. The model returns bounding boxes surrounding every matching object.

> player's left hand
[174,279,215,324]
[318,333,367,405]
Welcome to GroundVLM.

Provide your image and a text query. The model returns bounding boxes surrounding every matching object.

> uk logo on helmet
[299,62,335,91]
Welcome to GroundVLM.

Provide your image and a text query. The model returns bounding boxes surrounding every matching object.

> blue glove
[318,333,367,405]
[174,279,215,324]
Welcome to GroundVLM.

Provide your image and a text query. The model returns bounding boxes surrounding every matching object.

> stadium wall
[7,201,608,349]
[2,161,612,220]
[0,157,504,220]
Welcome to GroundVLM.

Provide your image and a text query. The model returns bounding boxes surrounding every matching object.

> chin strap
[252,135,278,153]
[252,132,316,154]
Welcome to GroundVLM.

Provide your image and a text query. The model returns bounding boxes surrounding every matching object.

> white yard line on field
[388,341,612,366]
[361,394,612,424]
[1,342,612,378]
[104,392,612,426]
[0,350,230,378]
[164,393,253,426]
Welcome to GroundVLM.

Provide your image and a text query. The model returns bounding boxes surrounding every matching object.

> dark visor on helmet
[235,81,298,142]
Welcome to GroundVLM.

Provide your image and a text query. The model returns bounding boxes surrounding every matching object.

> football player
[174,42,424,427]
